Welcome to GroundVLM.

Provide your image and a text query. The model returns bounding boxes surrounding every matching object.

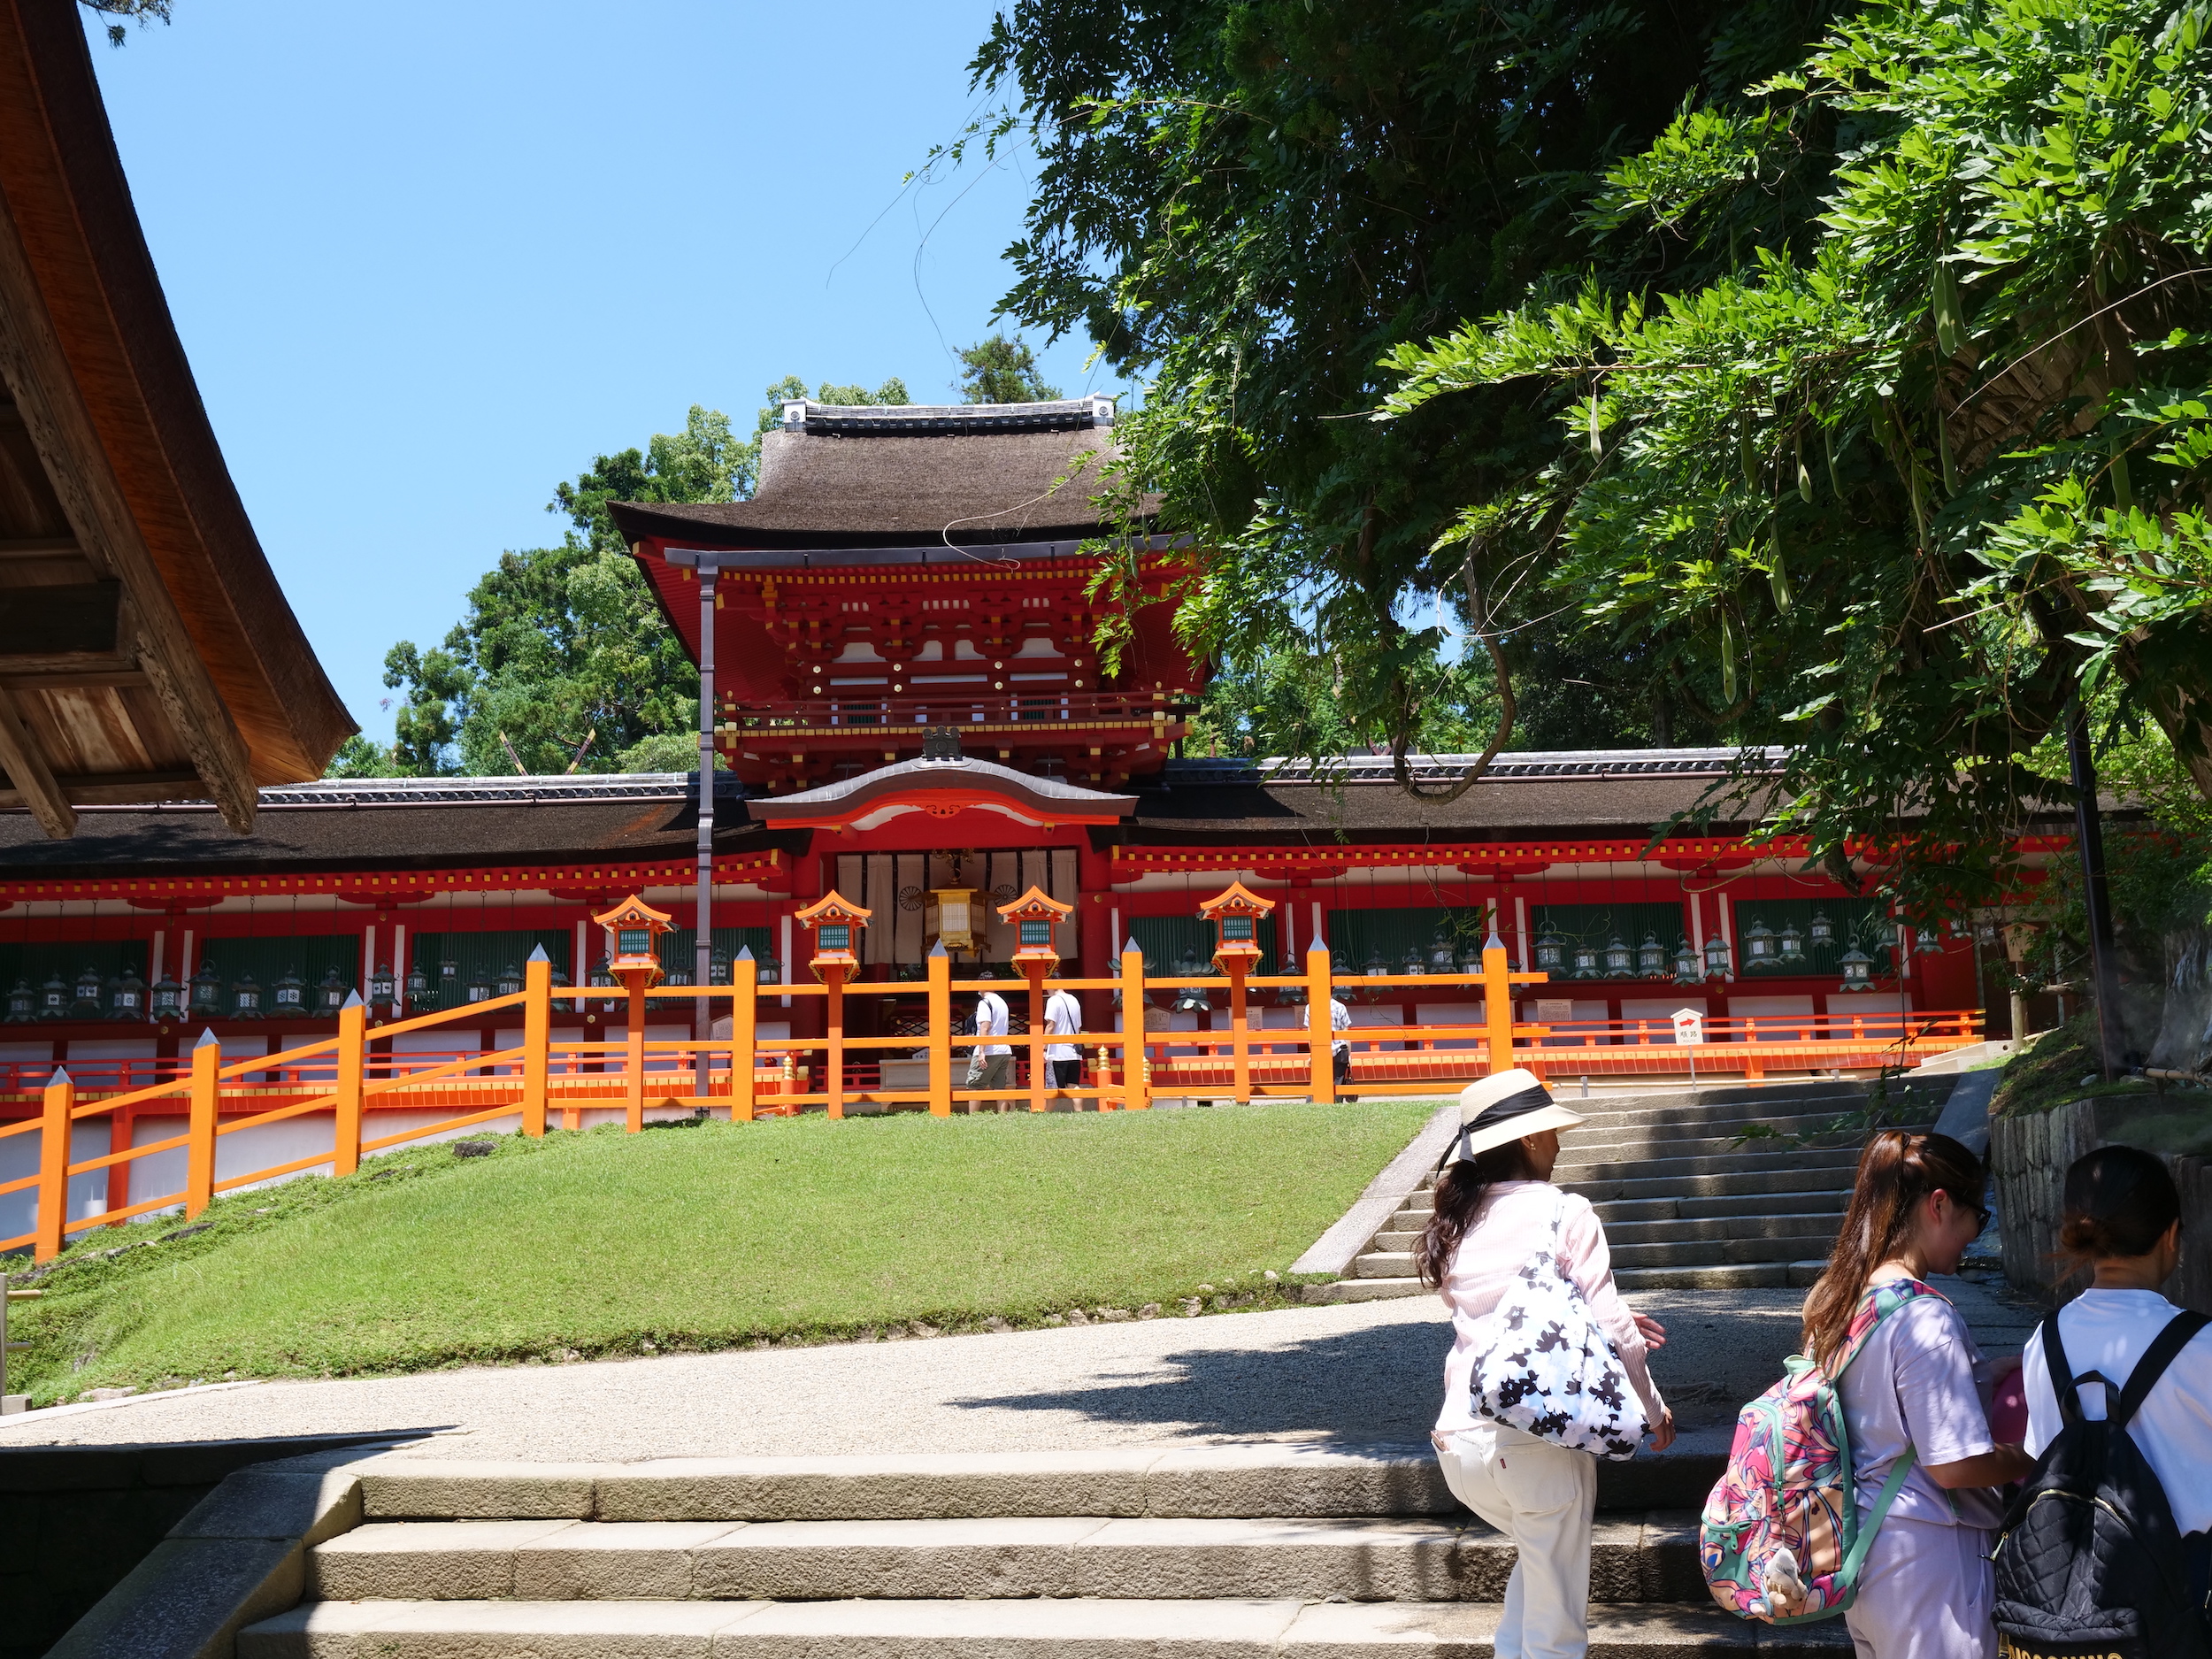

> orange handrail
[0,922,1988,1261]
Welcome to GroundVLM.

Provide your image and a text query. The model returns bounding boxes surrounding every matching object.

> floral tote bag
[1463,1193,1648,1460]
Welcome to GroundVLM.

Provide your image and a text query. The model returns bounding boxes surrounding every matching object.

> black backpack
[1993,1307,2212,1659]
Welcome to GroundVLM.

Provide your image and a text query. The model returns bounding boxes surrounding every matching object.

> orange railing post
[825,967,846,1121]
[1121,939,1151,1111]
[625,984,646,1133]
[521,949,551,1136]
[732,949,759,1122]
[1228,964,1251,1104]
[926,944,952,1117]
[1306,941,1335,1103]
[1483,931,1515,1076]
[33,1067,71,1263]
[186,1029,219,1218]
[333,995,366,1177]
[1025,967,1048,1113]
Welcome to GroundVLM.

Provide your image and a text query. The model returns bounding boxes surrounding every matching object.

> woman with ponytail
[1420,1069,1672,1659]
[1803,1129,2031,1658]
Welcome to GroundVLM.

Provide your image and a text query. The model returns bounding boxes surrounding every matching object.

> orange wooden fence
[0,943,1980,1261]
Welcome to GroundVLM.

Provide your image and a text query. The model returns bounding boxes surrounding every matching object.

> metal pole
[695,565,717,1096]
[2066,700,2124,1079]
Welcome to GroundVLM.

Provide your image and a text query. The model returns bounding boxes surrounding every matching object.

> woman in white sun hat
[1417,1068,1674,1659]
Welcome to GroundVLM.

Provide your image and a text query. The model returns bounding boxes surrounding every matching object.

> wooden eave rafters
[0,3,353,838]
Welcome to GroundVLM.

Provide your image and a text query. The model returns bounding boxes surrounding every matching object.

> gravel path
[0,1275,2038,1461]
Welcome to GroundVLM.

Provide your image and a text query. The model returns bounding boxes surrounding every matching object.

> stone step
[305,1513,1706,1604]
[1353,1251,1418,1279]
[1598,1211,1842,1248]
[1380,1200,1851,1258]
[1568,1163,1885,1203]
[344,1443,1729,1529]
[1591,1188,1850,1225]
[1557,1124,1938,1159]
[1560,1144,1866,1184]
[1562,1108,1893,1148]
[1614,1260,1831,1293]
[350,1446,1458,1524]
[241,1595,1852,1657]
[1609,1233,1835,1270]
[1305,1276,1433,1305]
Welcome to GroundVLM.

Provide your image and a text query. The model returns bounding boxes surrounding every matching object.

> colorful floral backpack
[1698,1279,1939,1624]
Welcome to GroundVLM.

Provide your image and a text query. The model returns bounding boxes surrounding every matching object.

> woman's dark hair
[1416,1141,1537,1287]
[2060,1145,2181,1264]
[1801,1129,1984,1371]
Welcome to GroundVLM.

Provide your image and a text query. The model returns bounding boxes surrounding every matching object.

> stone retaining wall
[1989,1098,2212,1313]
[0,1431,398,1659]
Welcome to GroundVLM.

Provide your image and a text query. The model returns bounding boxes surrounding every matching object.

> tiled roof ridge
[1159,747,1790,787]
[780,396,1116,435]
[45,748,1789,816]
[65,773,711,813]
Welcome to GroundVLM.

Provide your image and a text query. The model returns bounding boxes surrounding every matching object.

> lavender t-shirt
[1834,1285,2004,1528]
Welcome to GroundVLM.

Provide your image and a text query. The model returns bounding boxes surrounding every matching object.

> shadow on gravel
[950,1323,1454,1446]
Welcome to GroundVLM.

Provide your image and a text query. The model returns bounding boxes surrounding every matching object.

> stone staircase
[1321,1077,1955,1298]
[234,1445,1848,1655]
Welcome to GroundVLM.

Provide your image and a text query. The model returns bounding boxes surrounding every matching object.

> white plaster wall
[1347,1006,1405,1051]
[1413,1002,1484,1050]
[1725,995,1817,1038]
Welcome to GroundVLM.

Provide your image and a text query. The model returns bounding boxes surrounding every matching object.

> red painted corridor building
[1,398,2009,1097]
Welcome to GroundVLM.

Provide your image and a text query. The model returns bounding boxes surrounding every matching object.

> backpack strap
[1832,1277,1939,1384]
[1839,1447,1919,1587]
[2114,1310,2212,1431]
[2043,1315,2085,1426]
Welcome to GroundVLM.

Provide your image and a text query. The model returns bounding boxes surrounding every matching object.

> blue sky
[87,3,1113,748]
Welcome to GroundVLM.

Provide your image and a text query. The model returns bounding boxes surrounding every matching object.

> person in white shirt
[1042,981,1084,1102]
[965,986,1014,1112]
[1300,991,1355,1096]
[2020,1146,2212,1631]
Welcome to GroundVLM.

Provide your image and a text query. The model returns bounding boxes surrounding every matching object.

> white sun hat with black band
[1438,1068,1586,1167]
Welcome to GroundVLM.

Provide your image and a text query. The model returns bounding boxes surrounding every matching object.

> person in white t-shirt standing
[965,986,1014,1112]
[1300,989,1355,1098]
[1042,979,1084,1105]
[2020,1145,2212,1636]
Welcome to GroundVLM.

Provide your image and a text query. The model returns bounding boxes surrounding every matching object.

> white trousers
[1841,1516,1995,1659]
[1435,1422,1598,1659]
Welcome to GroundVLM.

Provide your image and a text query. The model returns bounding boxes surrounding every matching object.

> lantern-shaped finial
[996,885,1072,973]
[1196,880,1276,975]
[593,894,675,988]
[794,889,872,979]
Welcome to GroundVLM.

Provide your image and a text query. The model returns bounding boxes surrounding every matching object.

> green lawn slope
[5,1098,1438,1406]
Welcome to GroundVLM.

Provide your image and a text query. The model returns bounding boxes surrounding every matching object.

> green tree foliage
[349,385,908,778]
[82,0,169,47]
[1383,0,2212,913]
[956,334,1061,403]
[971,0,1832,787]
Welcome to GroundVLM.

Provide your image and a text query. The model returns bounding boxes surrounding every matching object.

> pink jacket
[1433,1179,1667,1436]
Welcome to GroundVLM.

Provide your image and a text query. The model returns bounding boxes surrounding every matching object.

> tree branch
[1391,553,1516,804]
